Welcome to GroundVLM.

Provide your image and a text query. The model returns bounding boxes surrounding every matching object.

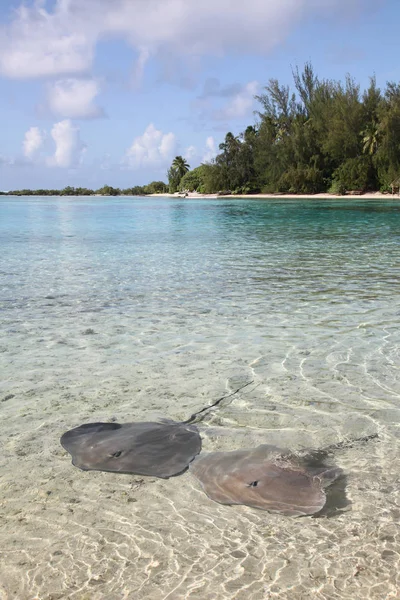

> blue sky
[0,0,397,190]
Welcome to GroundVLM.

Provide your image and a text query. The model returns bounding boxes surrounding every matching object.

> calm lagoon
[1,196,399,599]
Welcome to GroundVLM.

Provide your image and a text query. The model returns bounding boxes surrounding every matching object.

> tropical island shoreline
[147,191,399,200]
[3,190,400,200]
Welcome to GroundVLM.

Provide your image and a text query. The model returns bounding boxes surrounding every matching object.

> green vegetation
[168,155,190,192]
[144,181,169,194]
[5,65,400,197]
[3,181,168,196]
[177,64,400,195]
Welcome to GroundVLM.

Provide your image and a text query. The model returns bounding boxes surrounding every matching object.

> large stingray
[60,420,201,478]
[190,445,343,516]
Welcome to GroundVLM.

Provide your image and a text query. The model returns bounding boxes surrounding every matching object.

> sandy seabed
[1,194,399,599]
[1,314,399,600]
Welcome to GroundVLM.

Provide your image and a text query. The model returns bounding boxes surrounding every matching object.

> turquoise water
[1,196,399,599]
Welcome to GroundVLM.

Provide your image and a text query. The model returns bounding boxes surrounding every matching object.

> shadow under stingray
[289,449,350,518]
[301,435,378,518]
[314,473,349,518]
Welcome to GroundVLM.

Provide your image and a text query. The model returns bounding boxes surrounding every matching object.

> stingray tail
[182,380,254,425]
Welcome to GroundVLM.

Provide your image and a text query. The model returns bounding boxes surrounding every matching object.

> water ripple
[1,197,400,598]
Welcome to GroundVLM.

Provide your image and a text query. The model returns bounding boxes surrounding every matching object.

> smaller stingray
[190,445,342,516]
[61,420,201,478]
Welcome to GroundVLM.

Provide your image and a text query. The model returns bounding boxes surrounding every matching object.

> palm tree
[362,122,380,155]
[172,156,190,180]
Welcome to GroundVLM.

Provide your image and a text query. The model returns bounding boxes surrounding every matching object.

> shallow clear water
[1,196,399,599]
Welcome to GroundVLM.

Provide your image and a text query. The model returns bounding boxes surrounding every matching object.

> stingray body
[60,420,201,478]
[190,445,342,516]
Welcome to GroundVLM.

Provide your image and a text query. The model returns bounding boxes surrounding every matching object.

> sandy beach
[147,191,400,200]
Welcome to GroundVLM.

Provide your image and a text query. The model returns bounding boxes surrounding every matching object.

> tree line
[2,182,168,196]
[170,64,400,195]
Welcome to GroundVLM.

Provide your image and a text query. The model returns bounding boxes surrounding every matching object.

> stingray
[190,444,343,516]
[60,420,201,478]
[60,382,254,478]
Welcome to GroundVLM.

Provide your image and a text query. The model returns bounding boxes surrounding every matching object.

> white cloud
[179,137,218,167]
[214,81,259,120]
[185,145,197,162]
[124,124,176,169]
[132,47,151,87]
[23,126,45,159]
[0,2,93,78]
[0,0,365,79]
[47,120,86,168]
[47,78,104,119]
[202,137,217,163]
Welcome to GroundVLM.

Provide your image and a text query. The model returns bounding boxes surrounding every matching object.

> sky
[0,0,398,190]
